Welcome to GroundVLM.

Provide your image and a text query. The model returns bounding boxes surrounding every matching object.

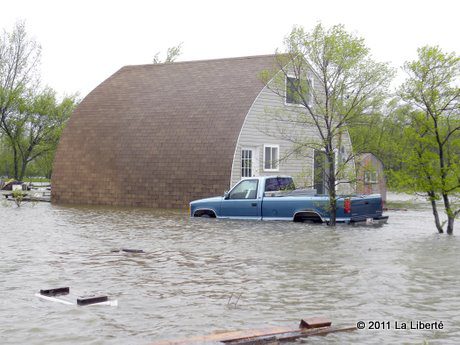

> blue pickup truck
[190,176,388,224]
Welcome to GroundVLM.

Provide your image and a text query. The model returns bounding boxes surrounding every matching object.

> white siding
[230,75,354,194]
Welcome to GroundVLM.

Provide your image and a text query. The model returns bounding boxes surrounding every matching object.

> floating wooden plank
[150,327,291,345]
[110,248,145,253]
[40,287,70,296]
[35,287,117,307]
[121,248,145,253]
[77,295,109,306]
[224,326,357,344]
[150,317,356,345]
[299,316,332,329]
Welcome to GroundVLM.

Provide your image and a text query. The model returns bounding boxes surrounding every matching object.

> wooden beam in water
[224,326,357,344]
[150,317,356,345]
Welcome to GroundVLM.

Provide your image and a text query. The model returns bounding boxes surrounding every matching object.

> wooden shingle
[52,55,279,208]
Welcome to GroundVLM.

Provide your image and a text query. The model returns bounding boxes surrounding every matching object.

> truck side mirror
[224,191,229,199]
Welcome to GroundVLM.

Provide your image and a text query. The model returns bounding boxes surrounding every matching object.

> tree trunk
[428,191,443,233]
[327,150,337,226]
[12,145,19,180]
[19,158,28,181]
[442,193,454,235]
[447,216,454,235]
[328,183,337,226]
[434,124,454,235]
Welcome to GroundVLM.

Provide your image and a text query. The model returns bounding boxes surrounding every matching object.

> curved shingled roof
[52,55,278,208]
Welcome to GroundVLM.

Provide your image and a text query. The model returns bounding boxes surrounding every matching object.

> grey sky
[1,0,459,98]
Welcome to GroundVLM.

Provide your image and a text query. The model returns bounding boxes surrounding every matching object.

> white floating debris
[36,287,117,307]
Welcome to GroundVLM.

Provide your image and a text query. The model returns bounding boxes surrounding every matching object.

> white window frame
[263,144,280,172]
[285,74,314,107]
[241,148,253,178]
[364,171,378,184]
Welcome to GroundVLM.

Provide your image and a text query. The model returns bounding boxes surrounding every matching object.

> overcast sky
[1,0,459,98]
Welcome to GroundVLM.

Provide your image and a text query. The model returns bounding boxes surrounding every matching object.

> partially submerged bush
[12,190,26,207]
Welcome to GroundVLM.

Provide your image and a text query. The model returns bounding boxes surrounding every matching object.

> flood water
[1,200,459,344]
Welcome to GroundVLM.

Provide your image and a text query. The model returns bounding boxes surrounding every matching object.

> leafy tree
[27,149,55,178]
[0,136,13,176]
[0,22,77,180]
[398,46,460,234]
[0,21,41,179]
[261,24,394,225]
[348,100,411,186]
[18,89,76,180]
[153,43,183,64]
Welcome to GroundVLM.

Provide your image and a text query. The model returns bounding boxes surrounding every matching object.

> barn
[52,54,353,208]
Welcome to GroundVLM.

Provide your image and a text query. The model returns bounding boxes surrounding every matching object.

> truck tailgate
[350,195,382,220]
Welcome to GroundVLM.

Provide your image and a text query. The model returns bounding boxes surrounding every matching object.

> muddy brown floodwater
[0,201,459,344]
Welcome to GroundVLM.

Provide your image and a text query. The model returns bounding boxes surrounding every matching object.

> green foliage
[350,45,460,234]
[397,46,460,234]
[355,46,460,233]
[261,23,394,225]
[348,101,416,189]
[1,87,77,180]
[0,22,78,180]
[402,46,459,110]
[153,43,183,64]
[0,137,13,176]
[12,189,26,207]
[25,150,55,178]
[21,176,50,183]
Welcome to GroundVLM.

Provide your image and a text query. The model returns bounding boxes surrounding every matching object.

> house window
[339,146,347,164]
[241,149,252,177]
[286,76,312,105]
[364,171,378,184]
[264,145,279,171]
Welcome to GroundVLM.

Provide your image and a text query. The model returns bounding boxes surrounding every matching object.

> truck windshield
[265,177,295,192]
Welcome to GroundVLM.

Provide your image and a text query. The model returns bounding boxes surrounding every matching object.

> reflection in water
[0,203,459,344]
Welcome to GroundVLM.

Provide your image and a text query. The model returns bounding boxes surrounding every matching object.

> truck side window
[265,177,296,192]
[229,180,258,199]
[264,178,278,192]
[279,178,295,191]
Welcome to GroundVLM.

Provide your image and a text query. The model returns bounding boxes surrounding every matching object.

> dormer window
[285,76,312,105]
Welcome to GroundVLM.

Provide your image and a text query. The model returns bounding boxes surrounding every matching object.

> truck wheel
[194,210,216,218]
[294,212,323,223]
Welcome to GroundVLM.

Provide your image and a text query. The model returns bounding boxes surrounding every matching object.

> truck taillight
[344,198,351,214]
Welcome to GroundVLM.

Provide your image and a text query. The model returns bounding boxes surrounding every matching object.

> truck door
[220,179,260,218]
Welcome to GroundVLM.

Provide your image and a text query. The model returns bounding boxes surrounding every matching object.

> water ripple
[0,204,459,344]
